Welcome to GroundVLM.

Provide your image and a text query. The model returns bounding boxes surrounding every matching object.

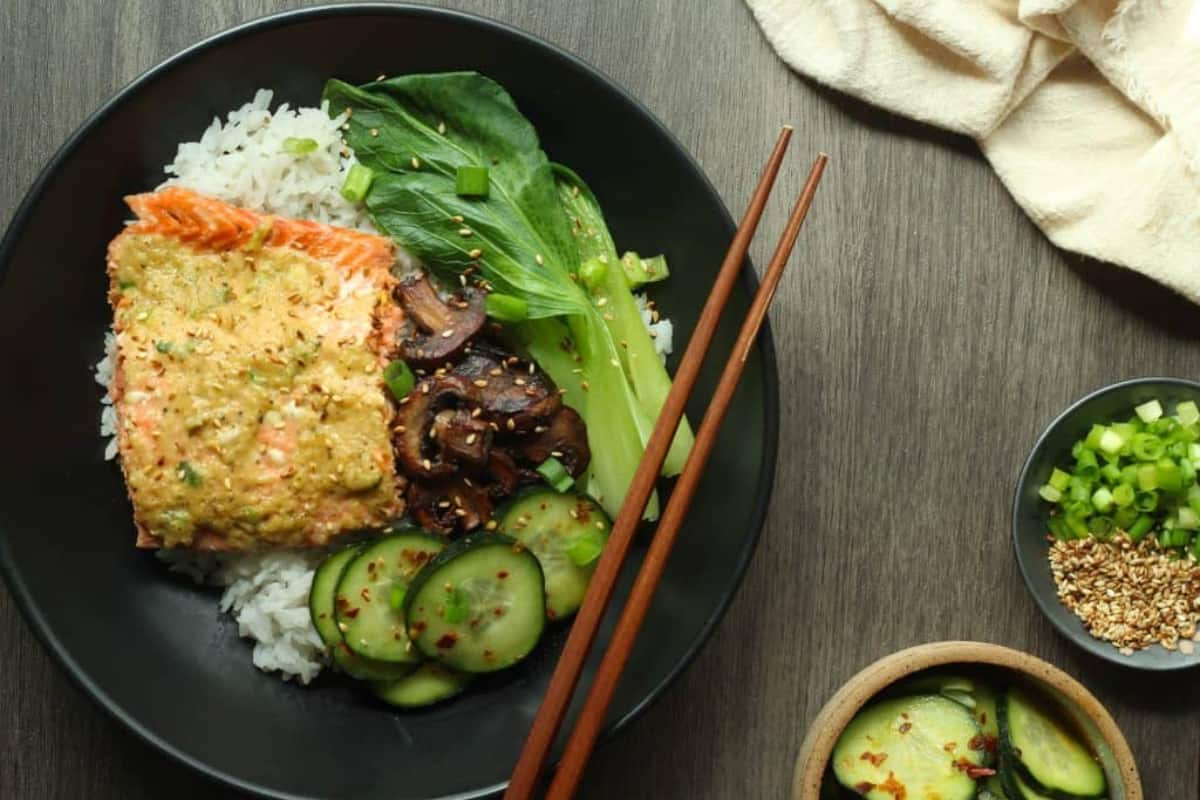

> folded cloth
[747,0,1200,301]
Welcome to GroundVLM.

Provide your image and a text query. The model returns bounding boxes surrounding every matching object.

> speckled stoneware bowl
[792,641,1142,800]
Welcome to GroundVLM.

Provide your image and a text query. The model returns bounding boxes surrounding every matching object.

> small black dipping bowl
[1013,377,1200,671]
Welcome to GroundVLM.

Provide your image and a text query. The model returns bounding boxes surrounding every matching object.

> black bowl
[0,5,779,799]
[1012,377,1200,671]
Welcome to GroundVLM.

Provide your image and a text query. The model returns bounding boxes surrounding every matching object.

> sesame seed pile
[1049,535,1200,656]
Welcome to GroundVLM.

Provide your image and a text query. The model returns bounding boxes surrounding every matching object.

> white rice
[157,549,327,684]
[636,293,674,360]
[95,88,676,687]
[161,89,372,231]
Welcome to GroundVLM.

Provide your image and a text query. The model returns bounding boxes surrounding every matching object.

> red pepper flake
[483,649,495,661]
[942,741,957,753]
[335,596,350,609]
[854,783,875,794]
[410,621,427,635]
[876,772,906,799]
[493,607,505,617]
[979,712,988,725]
[859,751,887,767]
[496,570,509,579]
[343,607,360,619]
[435,632,458,649]
[360,587,371,602]
[897,722,912,734]
[951,757,996,779]
[969,734,999,754]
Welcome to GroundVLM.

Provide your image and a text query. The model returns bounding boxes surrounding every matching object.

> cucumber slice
[334,532,445,664]
[832,695,984,800]
[892,673,1001,765]
[310,545,362,647]
[983,773,1012,799]
[496,489,610,621]
[404,534,545,673]
[309,545,413,680]
[1001,758,1056,800]
[998,687,1106,799]
[372,662,473,708]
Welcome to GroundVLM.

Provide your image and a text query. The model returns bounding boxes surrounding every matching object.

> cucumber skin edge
[996,690,1108,800]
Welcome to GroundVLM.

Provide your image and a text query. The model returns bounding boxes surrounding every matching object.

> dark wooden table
[3,1,1199,797]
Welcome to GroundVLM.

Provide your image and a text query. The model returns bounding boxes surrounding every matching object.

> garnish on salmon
[106,187,405,550]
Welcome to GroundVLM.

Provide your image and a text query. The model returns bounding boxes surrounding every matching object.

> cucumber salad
[825,673,1108,800]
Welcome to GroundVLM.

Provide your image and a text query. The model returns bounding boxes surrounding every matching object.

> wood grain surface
[2,1,1198,798]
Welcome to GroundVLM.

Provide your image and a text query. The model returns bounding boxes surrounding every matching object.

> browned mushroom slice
[452,342,561,432]
[482,449,523,498]
[519,406,591,477]
[393,376,477,479]
[394,275,485,368]
[432,408,491,467]
[406,477,492,534]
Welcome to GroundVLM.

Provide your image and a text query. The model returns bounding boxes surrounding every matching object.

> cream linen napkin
[747,0,1200,301]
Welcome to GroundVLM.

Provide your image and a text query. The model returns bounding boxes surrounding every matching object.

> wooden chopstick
[503,127,796,800]
[546,152,828,798]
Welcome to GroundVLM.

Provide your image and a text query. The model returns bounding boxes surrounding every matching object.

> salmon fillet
[107,187,405,550]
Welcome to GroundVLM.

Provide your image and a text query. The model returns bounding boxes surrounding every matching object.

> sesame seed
[466,433,477,445]
[596,297,608,307]
[458,228,473,237]
[485,520,498,531]
[422,459,432,471]
[535,253,544,265]
[603,313,614,321]
[370,128,379,138]
[468,248,483,259]
[473,379,489,388]
[451,215,464,223]
[441,329,456,339]
[438,121,446,135]
[514,378,526,386]
[411,156,421,169]
[506,418,515,431]
[580,381,590,392]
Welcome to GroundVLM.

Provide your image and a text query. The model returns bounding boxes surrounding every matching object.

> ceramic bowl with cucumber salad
[792,642,1142,800]
[1013,378,1200,669]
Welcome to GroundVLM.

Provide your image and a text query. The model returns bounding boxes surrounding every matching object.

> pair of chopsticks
[505,128,827,799]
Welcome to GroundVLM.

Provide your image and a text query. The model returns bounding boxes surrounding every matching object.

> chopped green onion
[177,461,202,487]
[1136,464,1158,490]
[1091,487,1113,512]
[1111,483,1135,508]
[1048,468,1071,492]
[566,531,605,566]
[154,340,173,355]
[1084,424,1106,450]
[1127,514,1155,541]
[340,163,374,203]
[1130,433,1165,461]
[1134,490,1159,512]
[455,165,490,197]
[1135,399,1164,423]
[1088,515,1115,538]
[1178,401,1200,426]
[282,137,319,156]
[485,293,529,322]
[444,588,468,624]
[1156,459,1183,493]
[1178,507,1200,530]
[1047,516,1073,541]
[1099,463,1122,484]
[1113,506,1138,530]
[390,585,406,610]
[1039,485,1063,503]
[579,257,608,292]
[383,359,415,401]
[1098,429,1125,455]
[536,456,575,493]
[1170,528,1191,548]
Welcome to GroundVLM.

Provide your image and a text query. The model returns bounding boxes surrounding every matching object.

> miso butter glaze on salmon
[106,187,405,550]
